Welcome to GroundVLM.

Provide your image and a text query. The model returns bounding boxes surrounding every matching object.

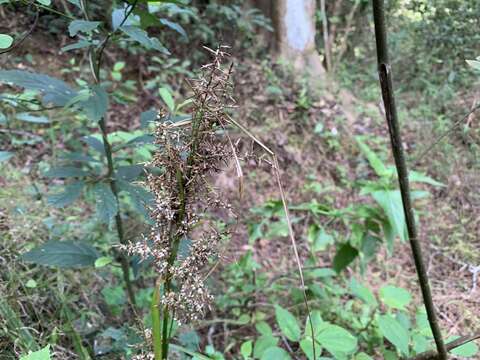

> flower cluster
[126,48,235,324]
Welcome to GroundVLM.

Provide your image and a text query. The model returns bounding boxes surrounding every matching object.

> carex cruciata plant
[125,47,236,359]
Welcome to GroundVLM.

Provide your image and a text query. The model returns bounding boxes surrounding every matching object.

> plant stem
[81,0,136,307]
[370,1,447,359]
[152,280,162,359]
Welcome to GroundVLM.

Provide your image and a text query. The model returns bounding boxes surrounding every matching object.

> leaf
[333,243,359,273]
[466,60,480,71]
[308,224,334,252]
[22,241,99,268]
[20,345,51,360]
[118,181,153,218]
[116,164,144,182]
[68,20,101,37]
[140,109,157,128]
[0,70,77,106]
[448,336,479,357]
[304,310,325,339]
[377,314,410,355]
[240,340,253,359]
[0,34,13,49]
[16,113,49,124]
[409,170,445,187]
[158,87,175,113]
[80,85,109,122]
[260,347,291,360]
[94,256,112,268]
[93,183,118,223]
[47,181,85,208]
[159,18,187,37]
[274,305,301,342]
[349,277,378,306]
[356,137,390,177]
[255,321,273,337]
[379,285,412,310]
[316,323,358,356]
[36,0,51,5]
[355,353,374,360]
[300,338,319,360]
[0,151,13,162]
[372,190,407,242]
[120,25,170,54]
[61,40,93,52]
[253,335,278,359]
[82,136,106,156]
[43,166,88,178]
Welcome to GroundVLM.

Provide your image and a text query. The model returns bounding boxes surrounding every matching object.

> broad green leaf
[274,305,301,342]
[377,314,410,355]
[25,279,37,288]
[240,340,253,359]
[159,18,187,37]
[349,278,377,306]
[355,353,373,360]
[0,70,77,106]
[95,256,113,268]
[140,109,157,128]
[316,323,357,356]
[379,285,412,310]
[0,151,13,162]
[304,310,324,339]
[16,113,49,124]
[260,347,291,360]
[466,60,480,71]
[372,190,407,242]
[20,345,51,360]
[22,241,99,268]
[308,224,334,252]
[68,20,101,36]
[255,321,273,337]
[253,335,278,359]
[409,171,445,187]
[36,0,51,5]
[80,85,109,122]
[356,137,390,177]
[159,87,175,112]
[412,334,429,354]
[120,25,170,54]
[47,181,85,208]
[116,164,144,182]
[82,135,106,156]
[333,243,359,273]
[93,183,118,223]
[448,336,479,357]
[300,337,320,360]
[0,34,13,49]
[43,166,88,178]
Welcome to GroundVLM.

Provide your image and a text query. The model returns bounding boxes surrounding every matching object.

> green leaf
[240,340,253,359]
[116,164,144,182]
[118,180,153,219]
[43,166,88,178]
[36,0,51,5]
[140,109,157,128]
[158,87,175,113]
[408,170,445,187]
[80,85,109,122]
[412,334,429,354]
[20,345,51,360]
[120,25,170,54]
[355,353,374,360]
[349,277,377,306]
[16,113,50,124]
[93,183,118,223]
[25,279,37,288]
[304,310,325,339]
[377,314,410,355]
[466,60,480,71]
[300,338,319,360]
[94,256,113,268]
[316,323,357,356]
[274,305,301,342]
[253,335,278,359]
[372,190,407,242]
[0,70,77,106]
[260,347,291,360]
[68,20,101,36]
[61,40,94,52]
[356,137,390,177]
[0,151,13,162]
[333,243,359,273]
[0,34,13,49]
[22,241,99,268]
[82,135,106,156]
[308,224,334,252]
[255,321,273,337]
[379,285,412,310]
[47,181,85,208]
[159,18,187,37]
[448,336,479,357]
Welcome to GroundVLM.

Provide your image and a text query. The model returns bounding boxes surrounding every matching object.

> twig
[407,333,480,360]
[371,1,447,358]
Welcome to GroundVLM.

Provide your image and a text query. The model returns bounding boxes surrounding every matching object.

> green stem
[371,1,447,359]
[152,281,162,359]
[82,0,136,307]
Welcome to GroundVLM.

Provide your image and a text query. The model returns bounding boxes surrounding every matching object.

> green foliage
[20,345,51,360]
[22,241,99,268]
